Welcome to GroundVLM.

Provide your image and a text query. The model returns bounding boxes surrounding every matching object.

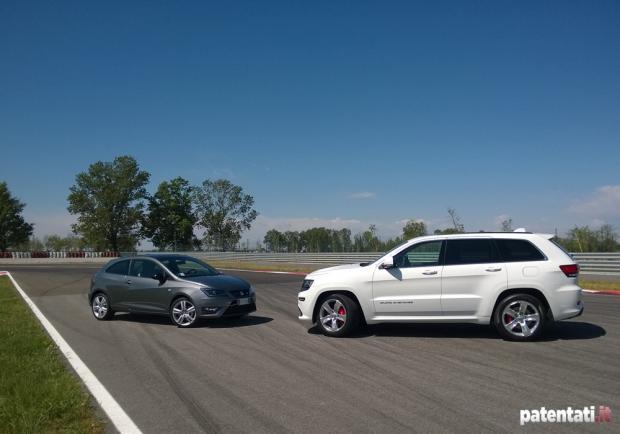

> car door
[101,259,131,310]
[372,240,444,317]
[441,238,508,317]
[127,259,169,313]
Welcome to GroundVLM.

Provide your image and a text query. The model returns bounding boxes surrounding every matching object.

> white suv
[297,231,583,341]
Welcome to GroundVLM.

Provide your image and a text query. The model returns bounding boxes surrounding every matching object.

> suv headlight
[201,288,227,297]
[300,279,314,291]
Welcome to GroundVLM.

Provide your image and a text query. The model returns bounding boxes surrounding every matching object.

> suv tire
[316,294,361,337]
[494,293,545,341]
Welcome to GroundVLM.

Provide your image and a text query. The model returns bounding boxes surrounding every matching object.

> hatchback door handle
[485,267,502,272]
[126,279,132,284]
[422,270,438,275]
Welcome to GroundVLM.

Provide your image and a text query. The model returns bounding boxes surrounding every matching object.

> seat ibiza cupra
[298,231,583,340]
[90,254,256,327]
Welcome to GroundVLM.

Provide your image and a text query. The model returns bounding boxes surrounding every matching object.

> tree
[0,182,34,251]
[44,234,85,251]
[447,208,465,232]
[67,156,150,251]
[142,177,197,251]
[434,228,461,235]
[500,217,513,232]
[195,179,258,251]
[596,224,618,252]
[264,229,285,252]
[402,219,427,239]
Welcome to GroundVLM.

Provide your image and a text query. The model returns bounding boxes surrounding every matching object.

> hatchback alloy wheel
[171,298,197,327]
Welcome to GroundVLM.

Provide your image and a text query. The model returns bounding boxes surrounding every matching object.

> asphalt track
[3,264,619,433]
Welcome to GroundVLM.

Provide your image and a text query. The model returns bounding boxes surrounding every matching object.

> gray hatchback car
[89,254,256,327]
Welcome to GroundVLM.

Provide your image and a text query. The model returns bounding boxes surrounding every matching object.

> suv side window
[106,260,130,275]
[394,240,444,268]
[495,239,546,262]
[445,239,499,265]
[129,259,161,278]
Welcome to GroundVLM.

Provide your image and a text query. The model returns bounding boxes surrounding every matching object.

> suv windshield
[158,257,219,278]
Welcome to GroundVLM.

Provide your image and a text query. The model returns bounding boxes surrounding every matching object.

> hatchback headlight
[201,288,227,297]
[300,279,314,291]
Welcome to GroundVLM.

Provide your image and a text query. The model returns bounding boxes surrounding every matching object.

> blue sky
[1,0,619,244]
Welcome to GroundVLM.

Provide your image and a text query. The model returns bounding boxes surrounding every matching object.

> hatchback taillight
[559,264,579,277]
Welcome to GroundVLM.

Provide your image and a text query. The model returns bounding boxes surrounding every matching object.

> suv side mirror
[153,271,167,284]
[379,257,395,269]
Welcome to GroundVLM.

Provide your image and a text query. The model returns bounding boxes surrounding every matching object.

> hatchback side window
[129,259,160,278]
[106,260,130,275]
[393,241,444,268]
[445,239,499,265]
[495,239,546,262]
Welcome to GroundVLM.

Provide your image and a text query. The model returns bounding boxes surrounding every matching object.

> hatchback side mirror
[153,271,167,284]
[379,257,395,269]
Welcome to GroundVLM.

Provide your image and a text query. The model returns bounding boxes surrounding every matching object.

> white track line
[0,271,142,434]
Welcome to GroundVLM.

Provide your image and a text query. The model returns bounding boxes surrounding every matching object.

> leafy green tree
[67,156,150,251]
[0,182,34,251]
[402,220,427,239]
[195,179,258,251]
[142,177,197,251]
[264,229,286,252]
[284,230,303,252]
[354,225,381,252]
[596,224,618,252]
[43,234,85,251]
[434,228,461,235]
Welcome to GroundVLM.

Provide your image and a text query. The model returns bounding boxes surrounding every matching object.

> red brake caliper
[505,314,513,323]
[338,307,346,316]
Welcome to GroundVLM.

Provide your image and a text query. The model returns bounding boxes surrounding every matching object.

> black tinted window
[445,239,499,265]
[496,239,545,262]
[394,241,444,268]
[129,259,162,278]
[106,260,129,275]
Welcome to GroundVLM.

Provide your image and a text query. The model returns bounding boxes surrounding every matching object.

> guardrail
[191,251,620,276]
[0,251,119,259]
[1,251,619,275]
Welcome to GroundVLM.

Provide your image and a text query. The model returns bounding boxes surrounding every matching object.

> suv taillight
[559,264,579,277]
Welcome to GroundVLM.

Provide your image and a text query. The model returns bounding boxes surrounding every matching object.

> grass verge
[0,276,104,433]
[579,279,620,292]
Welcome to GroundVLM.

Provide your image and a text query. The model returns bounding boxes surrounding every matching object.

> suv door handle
[485,267,502,272]
[422,270,438,275]
[126,279,132,284]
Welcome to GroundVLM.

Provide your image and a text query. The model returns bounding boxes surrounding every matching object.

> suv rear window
[106,260,130,275]
[495,239,546,262]
[445,239,499,265]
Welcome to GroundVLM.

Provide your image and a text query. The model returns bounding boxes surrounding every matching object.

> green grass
[0,276,104,433]
[579,279,620,292]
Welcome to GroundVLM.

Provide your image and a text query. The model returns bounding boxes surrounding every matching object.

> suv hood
[181,274,250,290]
[307,263,369,278]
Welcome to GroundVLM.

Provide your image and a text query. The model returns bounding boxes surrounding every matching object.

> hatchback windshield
[158,257,219,278]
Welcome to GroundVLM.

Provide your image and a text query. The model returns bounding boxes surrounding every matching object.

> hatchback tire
[494,293,545,341]
[91,293,114,321]
[170,297,198,328]
[316,294,361,337]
